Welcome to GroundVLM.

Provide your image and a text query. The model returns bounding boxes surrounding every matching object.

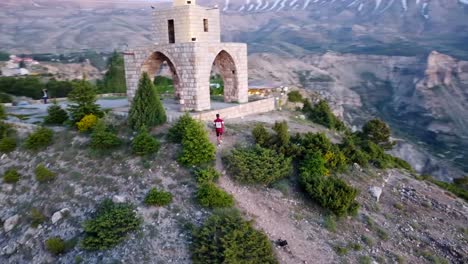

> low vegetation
[196,182,234,208]
[131,126,160,156]
[0,136,16,153]
[76,114,98,132]
[45,237,66,255]
[144,188,173,206]
[167,113,193,143]
[223,145,292,185]
[82,199,142,250]
[35,164,57,183]
[24,127,53,151]
[302,100,346,131]
[89,120,121,150]
[30,208,46,228]
[191,209,277,264]
[287,90,303,103]
[194,167,220,184]
[3,168,21,184]
[419,175,468,201]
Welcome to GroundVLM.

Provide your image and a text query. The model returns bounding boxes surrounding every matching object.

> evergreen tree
[90,120,121,150]
[132,126,160,156]
[178,120,215,166]
[128,73,166,130]
[0,103,6,120]
[67,79,103,123]
[102,51,126,93]
[362,119,393,149]
[44,102,68,125]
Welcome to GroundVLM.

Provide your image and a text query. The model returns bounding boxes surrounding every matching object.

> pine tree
[44,102,68,125]
[0,103,6,120]
[178,119,215,166]
[67,79,103,123]
[128,73,166,130]
[102,51,126,93]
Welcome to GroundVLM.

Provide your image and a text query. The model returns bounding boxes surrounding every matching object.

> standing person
[213,113,224,146]
[42,89,48,104]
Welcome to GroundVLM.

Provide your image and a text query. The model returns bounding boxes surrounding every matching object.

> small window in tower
[203,19,208,32]
[187,1,191,4]
[192,38,197,41]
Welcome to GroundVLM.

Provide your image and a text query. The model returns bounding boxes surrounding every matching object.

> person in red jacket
[213,114,224,146]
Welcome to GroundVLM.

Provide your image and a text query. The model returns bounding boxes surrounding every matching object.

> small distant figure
[213,113,224,146]
[42,89,48,104]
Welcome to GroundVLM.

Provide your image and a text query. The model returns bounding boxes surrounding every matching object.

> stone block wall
[191,97,277,121]
[124,42,248,112]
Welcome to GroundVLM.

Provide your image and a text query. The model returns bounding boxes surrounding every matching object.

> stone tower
[124,0,248,111]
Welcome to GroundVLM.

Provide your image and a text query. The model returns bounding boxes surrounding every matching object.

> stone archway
[141,51,181,100]
[210,50,239,103]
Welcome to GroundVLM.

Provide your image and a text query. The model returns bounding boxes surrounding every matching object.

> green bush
[3,168,20,183]
[89,120,121,150]
[362,119,393,149]
[128,72,166,130]
[24,127,53,151]
[132,126,160,156]
[423,176,468,201]
[194,167,220,184]
[76,114,98,132]
[45,237,66,255]
[196,182,234,208]
[35,164,57,183]
[299,152,359,216]
[82,199,142,250]
[30,208,46,228]
[287,91,304,103]
[0,103,6,119]
[191,209,277,264]
[168,113,194,143]
[302,100,345,131]
[252,123,270,147]
[340,136,369,166]
[223,145,292,185]
[44,103,69,125]
[144,188,172,206]
[178,119,215,166]
[0,136,16,153]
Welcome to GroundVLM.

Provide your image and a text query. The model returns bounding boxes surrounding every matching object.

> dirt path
[213,135,335,264]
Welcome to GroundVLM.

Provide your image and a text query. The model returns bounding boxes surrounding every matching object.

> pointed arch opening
[209,50,239,103]
[141,51,181,100]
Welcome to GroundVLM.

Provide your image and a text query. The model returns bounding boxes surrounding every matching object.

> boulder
[112,195,126,203]
[369,186,383,202]
[4,214,19,232]
[51,208,70,224]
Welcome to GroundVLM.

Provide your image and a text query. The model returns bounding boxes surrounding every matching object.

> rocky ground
[1,110,467,264]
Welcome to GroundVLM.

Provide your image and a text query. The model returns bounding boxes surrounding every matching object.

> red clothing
[214,118,224,133]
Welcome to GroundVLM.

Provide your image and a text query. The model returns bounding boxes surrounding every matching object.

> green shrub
[82,199,142,250]
[0,136,16,153]
[287,91,303,103]
[89,120,121,150]
[302,100,345,131]
[168,113,194,143]
[271,121,290,149]
[45,237,66,255]
[128,72,166,130]
[144,188,172,206]
[178,119,215,166]
[132,126,160,156]
[0,103,6,119]
[223,145,292,185]
[76,114,98,132]
[194,167,220,184]
[191,209,277,264]
[196,183,234,208]
[252,123,270,147]
[340,136,369,166]
[423,176,468,201]
[24,127,53,151]
[0,122,13,139]
[35,164,57,183]
[44,103,68,125]
[299,152,359,216]
[362,119,393,149]
[3,168,20,183]
[30,208,46,228]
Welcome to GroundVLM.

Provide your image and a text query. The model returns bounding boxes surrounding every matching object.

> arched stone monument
[124,0,248,111]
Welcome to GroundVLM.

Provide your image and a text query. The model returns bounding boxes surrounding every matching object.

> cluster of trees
[96,51,126,93]
[0,77,79,101]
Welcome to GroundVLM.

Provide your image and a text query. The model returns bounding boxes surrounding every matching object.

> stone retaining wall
[191,97,277,121]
